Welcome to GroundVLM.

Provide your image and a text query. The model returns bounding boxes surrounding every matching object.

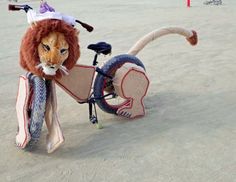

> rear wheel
[94,54,145,114]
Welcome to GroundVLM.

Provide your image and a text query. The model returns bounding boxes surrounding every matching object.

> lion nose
[45,61,56,69]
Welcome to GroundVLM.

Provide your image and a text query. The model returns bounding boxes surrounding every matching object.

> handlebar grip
[76,20,94,32]
[8,4,32,13]
[8,4,22,11]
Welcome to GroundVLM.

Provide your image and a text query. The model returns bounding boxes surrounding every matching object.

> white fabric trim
[27,9,76,26]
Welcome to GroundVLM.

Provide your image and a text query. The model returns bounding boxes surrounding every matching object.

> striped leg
[27,75,46,145]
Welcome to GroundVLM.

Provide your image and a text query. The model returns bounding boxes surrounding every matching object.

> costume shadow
[33,90,228,158]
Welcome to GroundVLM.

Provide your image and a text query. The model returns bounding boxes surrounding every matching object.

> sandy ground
[0,0,236,181]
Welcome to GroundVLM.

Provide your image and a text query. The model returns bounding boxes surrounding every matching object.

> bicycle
[9,3,197,152]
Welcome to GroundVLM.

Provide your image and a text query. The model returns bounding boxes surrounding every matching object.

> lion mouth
[36,63,69,76]
[42,66,57,75]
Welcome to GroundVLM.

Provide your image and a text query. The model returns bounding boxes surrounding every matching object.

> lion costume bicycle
[9,1,198,153]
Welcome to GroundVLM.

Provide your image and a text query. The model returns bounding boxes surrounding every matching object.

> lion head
[20,19,80,79]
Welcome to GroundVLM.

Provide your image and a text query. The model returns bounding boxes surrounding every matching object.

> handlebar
[75,20,93,32]
[8,4,32,13]
[8,4,94,32]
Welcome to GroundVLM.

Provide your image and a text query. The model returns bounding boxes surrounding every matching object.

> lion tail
[127,27,198,56]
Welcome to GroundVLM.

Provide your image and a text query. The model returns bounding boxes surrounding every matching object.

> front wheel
[93,54,145,114]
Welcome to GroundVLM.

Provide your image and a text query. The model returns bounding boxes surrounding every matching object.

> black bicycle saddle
[87,42,112,55]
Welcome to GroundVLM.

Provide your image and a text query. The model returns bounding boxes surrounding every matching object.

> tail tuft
[186,30,198,46]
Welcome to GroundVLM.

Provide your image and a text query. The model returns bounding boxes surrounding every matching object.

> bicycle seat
[87,42,112,55]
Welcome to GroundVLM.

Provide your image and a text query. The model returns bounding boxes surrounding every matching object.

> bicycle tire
[94,54,145,114]
[27,75,47,147]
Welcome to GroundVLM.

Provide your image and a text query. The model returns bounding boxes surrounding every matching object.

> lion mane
[20,19,80,79]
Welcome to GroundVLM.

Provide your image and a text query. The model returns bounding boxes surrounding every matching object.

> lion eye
[42,43,50,51]
[60,48,68,54]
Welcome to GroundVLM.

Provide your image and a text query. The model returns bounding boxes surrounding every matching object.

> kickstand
[89,101,103,129]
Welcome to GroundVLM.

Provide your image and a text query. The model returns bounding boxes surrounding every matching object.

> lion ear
[75,29,80,36]
[29,22,37,29]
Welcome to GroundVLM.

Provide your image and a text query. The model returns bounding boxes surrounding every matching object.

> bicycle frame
[55,53,115,125]
[55,53,113,101]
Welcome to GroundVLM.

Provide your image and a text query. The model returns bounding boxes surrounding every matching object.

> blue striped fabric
[26,73,47,147]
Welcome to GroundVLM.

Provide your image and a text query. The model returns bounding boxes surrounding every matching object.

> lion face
[37,32,69,76]
[20,19,80,79]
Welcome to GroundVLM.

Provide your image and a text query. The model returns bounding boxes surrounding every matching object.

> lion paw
[117,100,145,119]
[16,129,31,148]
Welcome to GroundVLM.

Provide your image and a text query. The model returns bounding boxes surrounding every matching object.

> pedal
[90,115,97,124]
[88,102,103,129]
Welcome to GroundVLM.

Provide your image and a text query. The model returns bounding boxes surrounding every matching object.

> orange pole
[187,0,190,7]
